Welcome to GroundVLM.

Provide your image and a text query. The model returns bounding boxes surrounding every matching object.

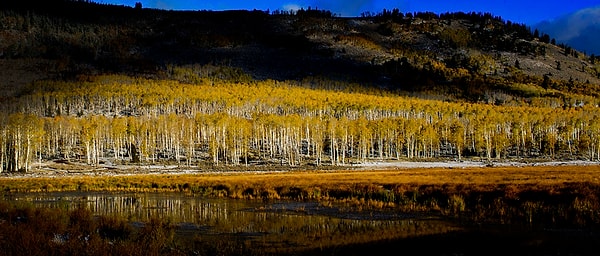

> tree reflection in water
[6,191,461,253]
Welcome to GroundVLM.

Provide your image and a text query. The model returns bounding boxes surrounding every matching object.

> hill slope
[0,1,599,104]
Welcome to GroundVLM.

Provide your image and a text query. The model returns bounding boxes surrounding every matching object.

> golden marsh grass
[2,165,599,193]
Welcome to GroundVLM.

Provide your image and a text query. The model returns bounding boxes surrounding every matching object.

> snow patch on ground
[351,160,600,170]
[352,161,487,169]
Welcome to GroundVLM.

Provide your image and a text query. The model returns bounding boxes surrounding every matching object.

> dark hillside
[1,0,599,104]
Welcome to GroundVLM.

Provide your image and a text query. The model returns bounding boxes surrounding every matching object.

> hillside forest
[2,1,600,172]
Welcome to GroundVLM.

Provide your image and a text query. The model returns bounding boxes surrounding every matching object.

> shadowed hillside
[1,0,599,103]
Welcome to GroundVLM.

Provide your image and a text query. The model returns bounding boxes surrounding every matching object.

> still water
[3,192,462,254]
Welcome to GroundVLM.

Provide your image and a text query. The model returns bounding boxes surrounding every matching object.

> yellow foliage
[4,74,600,170]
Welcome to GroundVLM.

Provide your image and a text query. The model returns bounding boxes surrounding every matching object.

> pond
[2,192,599,255]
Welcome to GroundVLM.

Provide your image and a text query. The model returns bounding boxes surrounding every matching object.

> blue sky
[100,0,600,25]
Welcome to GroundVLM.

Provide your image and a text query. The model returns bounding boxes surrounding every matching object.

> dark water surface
[3,192,599,255]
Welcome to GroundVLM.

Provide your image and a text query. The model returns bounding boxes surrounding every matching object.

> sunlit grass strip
[1,165,599,194]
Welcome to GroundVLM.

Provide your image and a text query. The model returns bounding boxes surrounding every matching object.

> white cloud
[535,7,600,54]
[282,3,302,12]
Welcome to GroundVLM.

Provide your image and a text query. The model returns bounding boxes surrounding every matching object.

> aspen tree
[420,123,439,158]
[403,118,421,159]
[26,116,45,172]
[541,116,558,157]
[225,115,241,165]
[310,116,325,166]
[126,116,141,163]
[210,113,229,165]
[492,123,510,159]
[481,119,494,161]
[449,119,465,160]
[372,119,386,159]
[0,115,6,172]
[80,117,97,166]
[93,116,108,165]
[236,117,252,166]
[578,121,593,160]
[59,116,80,161]
[588,117,600,161]
[283,114,303,166]
[510,118,524,157]
[327,118,340,165]
[111,117,127,161]
[43,116,60,159]
[355,117,370,162]
[7,114,24,172]
[391,118,405,159]
[181,116,196,166]
[6,114,44,172]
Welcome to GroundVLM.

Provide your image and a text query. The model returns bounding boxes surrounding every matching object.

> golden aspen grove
[2,70,600,172]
